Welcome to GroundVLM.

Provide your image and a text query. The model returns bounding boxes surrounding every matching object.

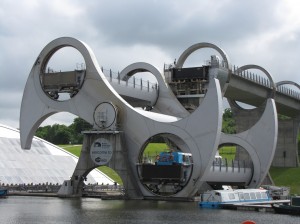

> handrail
[212,158,252,173]
[233,65,300,100]
[101,67,158,92]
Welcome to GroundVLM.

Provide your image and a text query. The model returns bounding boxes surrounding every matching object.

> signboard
[90,138,113,165]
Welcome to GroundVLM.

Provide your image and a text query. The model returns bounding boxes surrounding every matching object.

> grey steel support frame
[119,62,189,118]
[58,131,142,198]
[174,44,278,188]
[20,37,279,199]
[224,64,278,186]
[224,99,278,187]
[20,37,223,198]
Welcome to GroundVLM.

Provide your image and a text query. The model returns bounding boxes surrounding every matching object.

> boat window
[250,192,256,199]
[261,192,268,199]
[201,193,210,201]
[228,193,235,199]
[256,192,261,199]
[244,193,250,200]
[239,193,244,200]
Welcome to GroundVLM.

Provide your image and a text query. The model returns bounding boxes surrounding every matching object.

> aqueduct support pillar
[228,100,275,185]
[272,118,300,167]
[228,101,265,161]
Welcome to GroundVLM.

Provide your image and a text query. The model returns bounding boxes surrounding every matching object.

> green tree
[69,118,93,144]
[35,125,51,141]
[222,108,236,134]
[278,114,291,120]
[298,133,300,154]
[36,124,72,144]
[52,125,72,144]
[70,117,92,134]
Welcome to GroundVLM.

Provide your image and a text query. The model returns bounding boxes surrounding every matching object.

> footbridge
[20,37,299,200]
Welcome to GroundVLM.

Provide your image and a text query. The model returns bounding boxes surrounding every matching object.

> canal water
[0,196,298,224]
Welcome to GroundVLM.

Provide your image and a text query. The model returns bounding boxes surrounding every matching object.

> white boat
[199,188,271,208]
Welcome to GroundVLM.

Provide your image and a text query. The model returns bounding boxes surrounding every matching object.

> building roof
[0,124,114,185]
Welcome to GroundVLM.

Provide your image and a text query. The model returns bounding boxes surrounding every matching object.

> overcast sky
[1,0,300,129]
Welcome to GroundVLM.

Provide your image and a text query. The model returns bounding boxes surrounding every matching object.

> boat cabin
[199,189,271,208]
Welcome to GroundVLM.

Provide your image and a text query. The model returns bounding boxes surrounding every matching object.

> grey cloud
[0,0,299,128]
[87,0,281,52]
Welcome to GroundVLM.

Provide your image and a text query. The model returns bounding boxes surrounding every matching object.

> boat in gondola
[272,197,300,215]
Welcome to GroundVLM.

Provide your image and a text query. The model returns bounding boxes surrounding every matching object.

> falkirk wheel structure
[20,36,299,200]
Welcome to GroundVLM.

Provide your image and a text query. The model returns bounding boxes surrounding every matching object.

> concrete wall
[272,118,299,167]
[231,100,299,167]
[229,101,265,161]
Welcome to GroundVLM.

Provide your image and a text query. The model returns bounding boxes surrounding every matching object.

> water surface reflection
[0,196,298,224]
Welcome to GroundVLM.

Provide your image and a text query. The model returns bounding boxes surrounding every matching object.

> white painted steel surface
[19,37,281,198]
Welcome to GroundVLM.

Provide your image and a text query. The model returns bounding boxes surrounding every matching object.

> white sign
[90,138,113,165]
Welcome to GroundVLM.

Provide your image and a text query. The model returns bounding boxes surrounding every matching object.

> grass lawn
[269,167,300,195]
[218,146,236,161]
[59,144,122,184]
[58,145,81,157]
[143,143,168,156]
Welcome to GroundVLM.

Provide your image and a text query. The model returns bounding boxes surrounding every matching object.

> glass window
[228,193,235,199]
[250,192,256,199]
[239,193,244,200]
[244,193,250,200]
[256,192,261,199]
[261,192,268,199]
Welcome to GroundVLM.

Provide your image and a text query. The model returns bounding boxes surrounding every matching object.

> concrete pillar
[107,133,143,199]
[229,100,300,168]
[228,100,265,161]
[227,100,276,186]
[272,118,300,167]
[58,131,143,198]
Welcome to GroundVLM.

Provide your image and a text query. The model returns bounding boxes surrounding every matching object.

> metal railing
[101,67,158,92]
[4,183,124,194]
[165,62,300,100]
[276,85,300,100]
[4,183,61,193]
[46,66,158,93]
[233,65,300,100]
[233,65,272,88]
[212,158,253,173]
[83,183,124,192]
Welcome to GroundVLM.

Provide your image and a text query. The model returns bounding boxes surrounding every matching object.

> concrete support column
[108,133,143,199]
[58,131,143,199]
[225,99,278,187]
[272,118,300,167]
[228,100,265,161]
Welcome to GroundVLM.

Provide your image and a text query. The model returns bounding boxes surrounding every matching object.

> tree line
[35,117,92,145]
[35,109,237,145]
[35,110,299,149]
